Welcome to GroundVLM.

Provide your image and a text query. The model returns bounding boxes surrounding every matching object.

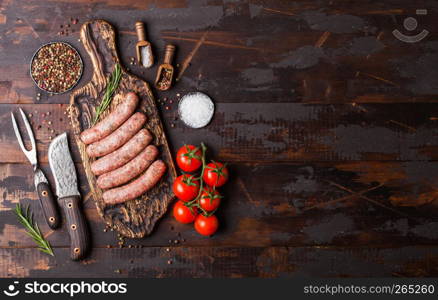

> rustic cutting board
[69,20,177,238]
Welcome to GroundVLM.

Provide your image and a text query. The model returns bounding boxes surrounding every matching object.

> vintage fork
[11,108,60,229]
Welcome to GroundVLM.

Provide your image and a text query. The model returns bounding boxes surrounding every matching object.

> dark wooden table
[1,0,438,278]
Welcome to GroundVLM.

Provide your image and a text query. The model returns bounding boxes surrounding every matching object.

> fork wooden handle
[36,182,60,230]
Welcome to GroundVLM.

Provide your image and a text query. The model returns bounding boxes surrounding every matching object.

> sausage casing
[97,145,159,189]
[86,112,146,158]
[103,160,167,205]
[80,92,139,145]
[90,128,152,176]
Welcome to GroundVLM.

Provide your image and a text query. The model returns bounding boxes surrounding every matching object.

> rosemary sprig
[14,204,54,256]
[92,63,122,124]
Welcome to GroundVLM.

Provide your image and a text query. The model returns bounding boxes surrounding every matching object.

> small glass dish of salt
[178,92,215,129]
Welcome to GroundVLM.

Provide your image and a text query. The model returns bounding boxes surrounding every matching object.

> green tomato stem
[184,142,211,216]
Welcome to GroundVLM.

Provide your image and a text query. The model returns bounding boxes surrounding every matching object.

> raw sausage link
[103,160,167,205]
[86,112,146,158]
[80,92,139,145]
[97,145,159,189]
[91,129,152,176]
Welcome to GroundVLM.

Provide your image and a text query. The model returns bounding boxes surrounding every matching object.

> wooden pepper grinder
[135,21,154,68]
[155,44,175,91]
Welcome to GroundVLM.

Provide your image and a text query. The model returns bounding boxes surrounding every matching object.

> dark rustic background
[1,0,438,277]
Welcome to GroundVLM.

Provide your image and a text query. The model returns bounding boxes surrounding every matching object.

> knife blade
[48,132,89,260]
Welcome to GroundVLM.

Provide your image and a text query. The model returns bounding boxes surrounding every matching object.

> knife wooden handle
[59,195,90,260]
[36,182,60,230]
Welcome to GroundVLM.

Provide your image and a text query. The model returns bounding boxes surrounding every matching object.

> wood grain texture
[2,103,438,163]
[1,246,438,278]
[1,0,438,277]
[1,162,437,249]
[69,20,177,238]
[1,1,438,104]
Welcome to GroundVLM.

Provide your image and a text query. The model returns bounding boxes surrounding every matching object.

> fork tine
[19,108,37,154]
[11,109,37,166]
[11,112,29,155]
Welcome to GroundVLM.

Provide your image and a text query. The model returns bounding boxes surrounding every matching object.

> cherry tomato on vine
[199,188,222,212]
[173,201,198,224]
[176,145,202,172]
[173,174,200,202]
[194,214,219,236]
[203,161,229,187]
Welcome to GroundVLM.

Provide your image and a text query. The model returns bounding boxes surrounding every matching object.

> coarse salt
[178,92,214,129]
[140,45,153,68]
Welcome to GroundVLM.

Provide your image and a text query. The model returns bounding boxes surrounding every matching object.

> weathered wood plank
[1,162,437,248]
[0,0,437,104]
[2,103,438,163]
[1,246,437,277]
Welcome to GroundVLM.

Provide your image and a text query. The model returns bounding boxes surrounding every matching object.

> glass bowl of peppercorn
[30,42,83,94]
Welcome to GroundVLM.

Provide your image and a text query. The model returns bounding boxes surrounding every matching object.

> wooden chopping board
[69,20,177,238]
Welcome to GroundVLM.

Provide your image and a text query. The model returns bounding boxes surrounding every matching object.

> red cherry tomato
[199,188,222,212]
[203,161,229,187]
[173,201,198,224]
[173,174,200,202]
[176,145,202,172]
[194,214,219,236]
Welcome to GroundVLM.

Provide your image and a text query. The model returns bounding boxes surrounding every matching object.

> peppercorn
[31,42,82,93]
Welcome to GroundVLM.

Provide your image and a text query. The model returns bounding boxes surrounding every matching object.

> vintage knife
[48,132,89,260]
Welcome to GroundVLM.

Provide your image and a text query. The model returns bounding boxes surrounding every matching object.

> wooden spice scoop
[155,44,175,91]
[135,21,154,68]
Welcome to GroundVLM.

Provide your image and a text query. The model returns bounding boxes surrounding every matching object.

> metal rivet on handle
[71,224,77,230]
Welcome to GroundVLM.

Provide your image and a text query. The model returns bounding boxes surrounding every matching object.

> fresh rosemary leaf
[14,203,54,256]
[93,63,122,124]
